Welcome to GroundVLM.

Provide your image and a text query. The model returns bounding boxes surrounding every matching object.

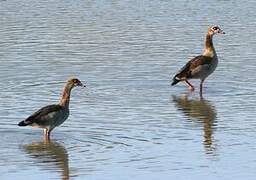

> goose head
[66,78,86,89]
[208,25,225,35]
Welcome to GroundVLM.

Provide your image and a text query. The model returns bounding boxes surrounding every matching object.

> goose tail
[171,76,181,86]
[18,120,30,126]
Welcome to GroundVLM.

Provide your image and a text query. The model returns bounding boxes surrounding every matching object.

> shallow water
[0,0,256,179]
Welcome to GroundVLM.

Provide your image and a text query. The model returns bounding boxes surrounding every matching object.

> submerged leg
[200,80,204,97]
[43,129,51,141]
[185,80,195,91]
[43,129,48,140]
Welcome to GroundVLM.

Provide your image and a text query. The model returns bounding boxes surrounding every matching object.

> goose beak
[78,82,86,87]
[219,29,225,34]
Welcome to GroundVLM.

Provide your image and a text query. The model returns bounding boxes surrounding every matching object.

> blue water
[0,0,256,179]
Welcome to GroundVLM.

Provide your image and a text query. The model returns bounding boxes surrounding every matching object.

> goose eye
[73,79,78,83]
[212,27,218,30]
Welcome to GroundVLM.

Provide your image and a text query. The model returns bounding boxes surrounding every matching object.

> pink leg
[185,80,195,91]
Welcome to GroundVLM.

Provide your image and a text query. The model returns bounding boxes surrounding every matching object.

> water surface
[0,0,256,179]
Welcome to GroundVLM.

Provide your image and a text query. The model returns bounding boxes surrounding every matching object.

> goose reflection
[172,94,218,155]
[24,140,69,180]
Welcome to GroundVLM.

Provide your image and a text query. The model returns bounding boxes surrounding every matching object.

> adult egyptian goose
[171,25,225,95]
[18,78,85,140]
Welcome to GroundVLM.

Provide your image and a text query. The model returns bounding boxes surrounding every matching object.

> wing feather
[23,104,62,126]
[174,55,213,79]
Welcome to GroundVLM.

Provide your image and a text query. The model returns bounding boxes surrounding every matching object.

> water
[0,0,256,179]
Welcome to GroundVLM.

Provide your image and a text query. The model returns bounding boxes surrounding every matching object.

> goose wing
[19,104,63,126]
[174,55,213,80]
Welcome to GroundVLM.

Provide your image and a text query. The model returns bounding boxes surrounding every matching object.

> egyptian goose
[171,25,225,95]
[18,78,85,140]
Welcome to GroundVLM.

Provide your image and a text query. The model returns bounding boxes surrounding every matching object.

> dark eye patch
[212,26,218,30]
[73,79,78,83]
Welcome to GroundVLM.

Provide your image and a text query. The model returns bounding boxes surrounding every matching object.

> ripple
[1,0,256,179]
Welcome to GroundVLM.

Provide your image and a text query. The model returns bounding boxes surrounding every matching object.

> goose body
[18,78,85,140]
[171,26,225,95]
[19,105,69,129]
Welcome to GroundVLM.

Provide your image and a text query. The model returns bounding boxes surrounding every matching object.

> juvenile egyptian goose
[18,78,85,140]
[171,25,225,95]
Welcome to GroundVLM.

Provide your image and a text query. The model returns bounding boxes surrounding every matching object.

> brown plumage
[172,55,213,81]
[171,25,225,95]
[18,78,85,140]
